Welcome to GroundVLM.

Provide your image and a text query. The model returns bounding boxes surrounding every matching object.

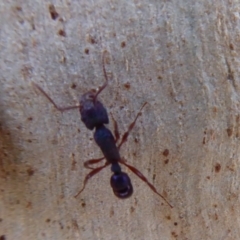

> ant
[33,52,173,208]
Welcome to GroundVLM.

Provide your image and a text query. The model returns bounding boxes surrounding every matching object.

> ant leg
[33,83,80,112]
[94,50,109,101]
[117,102,148,150]
[110,113,120,143]
[84,157,105,169]
[119,159,173,208]
[74,162,110,198]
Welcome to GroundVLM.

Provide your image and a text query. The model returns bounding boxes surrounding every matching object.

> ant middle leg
[74,162,110,198]
[33,83,80,112]
[110,113,120,143]
[84,157,105,169]
[119,159,173,208]
[117,102,148,150]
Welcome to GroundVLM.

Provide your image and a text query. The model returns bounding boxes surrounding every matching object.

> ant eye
[110,172,133,199]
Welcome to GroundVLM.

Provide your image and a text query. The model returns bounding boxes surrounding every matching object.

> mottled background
[0,1,240,239]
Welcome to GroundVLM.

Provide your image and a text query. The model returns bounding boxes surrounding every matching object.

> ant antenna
[94,51,109,102]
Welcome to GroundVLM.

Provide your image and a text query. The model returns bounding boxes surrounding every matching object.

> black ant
[33,52,173,208]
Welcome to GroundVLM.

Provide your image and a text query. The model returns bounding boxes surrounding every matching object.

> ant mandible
[33,51,173,208]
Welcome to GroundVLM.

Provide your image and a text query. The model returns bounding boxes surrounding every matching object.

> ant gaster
[33,52,173,208]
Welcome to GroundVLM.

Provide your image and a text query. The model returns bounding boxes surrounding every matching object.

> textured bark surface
[0,1,240,239]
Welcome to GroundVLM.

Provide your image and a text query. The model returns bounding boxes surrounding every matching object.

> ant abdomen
[110,172,133,199]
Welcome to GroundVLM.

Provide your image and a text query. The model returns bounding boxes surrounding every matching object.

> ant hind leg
[110,113,120,143]
[74,162,110,198]
[119,159,173,208]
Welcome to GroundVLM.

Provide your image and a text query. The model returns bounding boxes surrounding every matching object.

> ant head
[110,172,133,199]
[80,91,109,130]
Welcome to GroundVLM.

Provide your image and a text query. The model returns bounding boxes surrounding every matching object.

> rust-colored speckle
[130,206,135,213]
[124,82,131,89]
[87,35,97,44]
[80,198,86,208]
[162,149,169,157]
[121,41,126,48]
[58,29,66,37]
[174,222,178,226]
[227,165,234,172]
[72,219,79,230]
[153,173,156,181]
[26,201,32,209]
[202,137,206,144]
[49,4,59,20]
[171,231,178,237]
[236,115,240,123]
[28,117,33,121]
[226,128,233,137]
[46,218,51,223]
[21,65,32,79]
[109,207,114,217]
[206,176,210,180]
[15,6,22,11]
[229,43,234,50]
[166,215,171,220]
[84,48,89,54]
[27,167,34,176]
[71,158,77,171]
[212,106,217,113]
[59,221,64,229]
[164,159,169,164]
[215,163,221,173]
[71,83,77,89]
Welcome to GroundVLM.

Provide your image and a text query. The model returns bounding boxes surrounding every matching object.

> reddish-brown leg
[84,157,105,169]
[119,159,173,208]
[74,162,110,198]
[111,113,120,143]
[33,83,80,112]
[117,102,148,150]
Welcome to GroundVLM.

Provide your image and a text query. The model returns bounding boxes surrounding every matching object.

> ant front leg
[119,159,173,208]
[118,102,148,150]
[83,157,105,169]
[33,83,80,112]
[74,162,110,198]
